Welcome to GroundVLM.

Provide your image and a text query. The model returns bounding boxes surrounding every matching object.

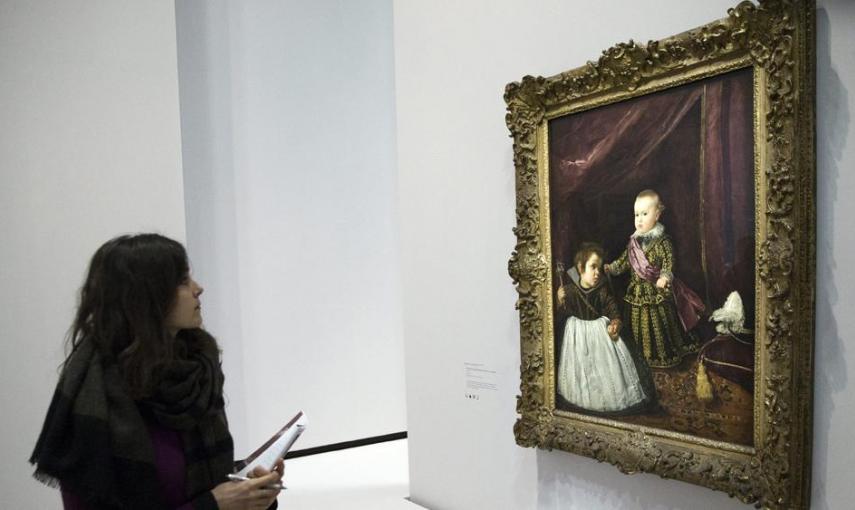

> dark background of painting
[548,67,755,351]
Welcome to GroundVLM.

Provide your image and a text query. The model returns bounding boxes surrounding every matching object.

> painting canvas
[505,1,815,507]
[549,68,755,446]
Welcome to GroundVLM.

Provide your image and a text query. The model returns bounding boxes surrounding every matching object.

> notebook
[233,411,307,477]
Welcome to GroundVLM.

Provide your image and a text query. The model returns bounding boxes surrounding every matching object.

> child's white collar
[632,222,665,240]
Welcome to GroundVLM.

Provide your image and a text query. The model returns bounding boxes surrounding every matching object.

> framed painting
[505,1,815,507]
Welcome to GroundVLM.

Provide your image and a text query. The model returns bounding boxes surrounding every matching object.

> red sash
[628,237,704,332]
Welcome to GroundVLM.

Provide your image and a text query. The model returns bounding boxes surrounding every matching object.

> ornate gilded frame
[505,1,815,507]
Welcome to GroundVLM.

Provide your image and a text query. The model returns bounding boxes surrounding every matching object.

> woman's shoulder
[177,329,221,358]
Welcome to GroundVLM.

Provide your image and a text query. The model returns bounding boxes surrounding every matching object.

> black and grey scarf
[30,336,234,509]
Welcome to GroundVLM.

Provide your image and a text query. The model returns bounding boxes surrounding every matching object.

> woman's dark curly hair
[66,233,217,399]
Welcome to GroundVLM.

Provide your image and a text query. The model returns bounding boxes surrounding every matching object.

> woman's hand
[268,458,285,479]
[211,468,282,510]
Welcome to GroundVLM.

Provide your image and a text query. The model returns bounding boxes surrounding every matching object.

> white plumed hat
[710,291,747,334]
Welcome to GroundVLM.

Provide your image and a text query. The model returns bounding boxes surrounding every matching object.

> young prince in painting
[555,242,649,413]
[606,189,705,368]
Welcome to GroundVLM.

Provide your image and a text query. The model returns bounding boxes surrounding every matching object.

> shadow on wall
[536,449,749,509]
[812,6,850,510]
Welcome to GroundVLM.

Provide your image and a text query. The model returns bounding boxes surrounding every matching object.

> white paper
[235,411,308,477]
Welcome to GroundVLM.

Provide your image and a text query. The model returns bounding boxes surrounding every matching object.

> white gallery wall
[394,0,855,509]
[176,0,406,453]
[0,1,186,508]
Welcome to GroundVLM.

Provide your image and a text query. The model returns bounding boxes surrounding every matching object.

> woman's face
[165,276,204,336]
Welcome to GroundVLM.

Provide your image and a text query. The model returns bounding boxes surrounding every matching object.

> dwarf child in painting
[555,242,650,413]
[605,189,705,368]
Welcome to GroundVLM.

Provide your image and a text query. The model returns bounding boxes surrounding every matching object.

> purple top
[61,421,198,510]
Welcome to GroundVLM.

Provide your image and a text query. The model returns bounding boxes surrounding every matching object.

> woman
[30,234,282,509]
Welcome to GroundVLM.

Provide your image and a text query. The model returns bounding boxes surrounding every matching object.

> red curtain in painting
[548,68,755,326]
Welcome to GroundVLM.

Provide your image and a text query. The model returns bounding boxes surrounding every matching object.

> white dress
[557,316,647,412]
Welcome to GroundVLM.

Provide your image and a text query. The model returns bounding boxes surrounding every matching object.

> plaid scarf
[30,336,234,509]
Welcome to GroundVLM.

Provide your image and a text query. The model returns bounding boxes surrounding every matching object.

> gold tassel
[696,361,714,402]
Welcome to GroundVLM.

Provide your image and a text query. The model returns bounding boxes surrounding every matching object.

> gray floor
[278,438,422,509]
